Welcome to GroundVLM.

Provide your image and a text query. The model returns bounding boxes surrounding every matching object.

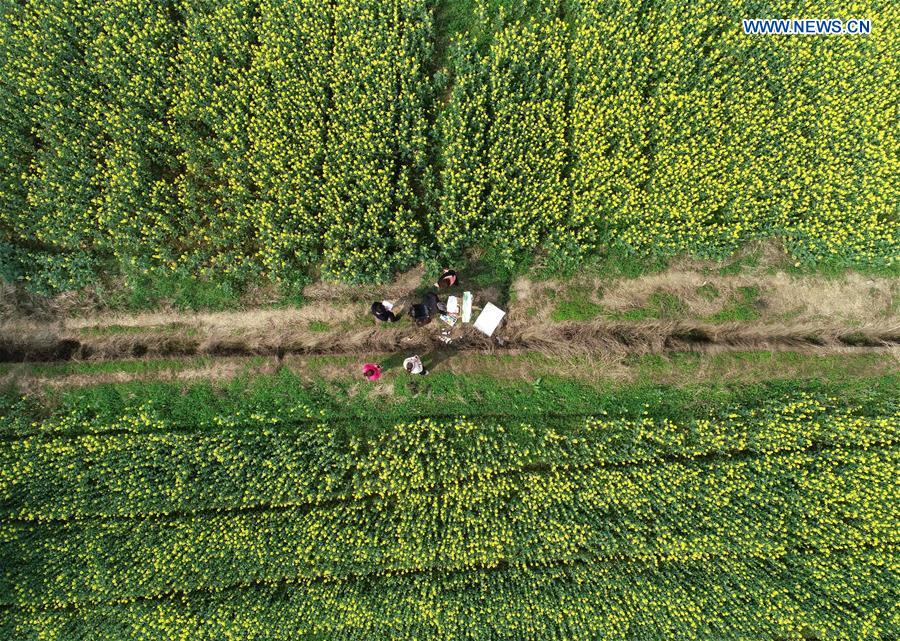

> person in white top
[403,355,428,376]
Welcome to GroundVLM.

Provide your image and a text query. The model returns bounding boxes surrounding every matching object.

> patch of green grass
[623,351,896,388]
[605,290,686,321]
[776,256,900,280]
[716,251,761,275]
[707,286,763,322]
[648,291,686,318]
[534,244,669,282]
[308,321,331,332]
[551,298,603,322]
[586,248,669,280]
[121,270,242,312]
[632,353,702,378]
[6,364,897,443]
[465,254,515,289]
[703,351,895,380]
[607,308,657,321]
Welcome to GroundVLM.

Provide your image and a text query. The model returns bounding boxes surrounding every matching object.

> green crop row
[248,0,330,280]
[3,446,895,608]
[2,392,896,520]
[320,0,434,282]
[2,547,895,640]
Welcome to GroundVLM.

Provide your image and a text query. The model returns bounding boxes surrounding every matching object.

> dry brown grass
[4,313,897,366]
[0,281,108,322]
[1,356,276,394]
[590,269,894,322]
[2,246,897,366]
[514,256,897,325]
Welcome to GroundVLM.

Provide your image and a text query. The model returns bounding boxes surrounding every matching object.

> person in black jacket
[409,293,447,326]
[409,302,430,326]
[371,301,399,322]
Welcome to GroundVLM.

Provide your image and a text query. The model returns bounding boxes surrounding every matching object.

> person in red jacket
[362,363,382,381]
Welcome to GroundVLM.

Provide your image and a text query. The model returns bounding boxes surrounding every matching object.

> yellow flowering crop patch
[320,0,434,283]
[1,0,896,289]
[0,387,897,638]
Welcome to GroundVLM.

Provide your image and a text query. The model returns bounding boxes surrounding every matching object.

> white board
[473,302,505,337]
[461,291,473,323]
[446,295,459,314]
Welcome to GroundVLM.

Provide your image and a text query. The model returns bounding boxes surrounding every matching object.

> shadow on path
[424,345,459,372]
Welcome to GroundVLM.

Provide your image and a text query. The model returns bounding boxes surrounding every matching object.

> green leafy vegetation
[604,290,687,321]
[2,0,896,301]
[550,298,602,322]
[0,370,897,638]
[550,284,602,321]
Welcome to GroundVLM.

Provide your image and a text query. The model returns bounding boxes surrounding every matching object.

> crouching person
[403,354,428,376]
[371,301,399,322]
[362,363,382,381]
[409,293,446,326]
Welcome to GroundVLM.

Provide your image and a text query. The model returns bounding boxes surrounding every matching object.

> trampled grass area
[3,350,896,411]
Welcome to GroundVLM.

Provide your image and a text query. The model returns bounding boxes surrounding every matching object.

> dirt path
[2,249,897,364]
[2,307,897,364]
